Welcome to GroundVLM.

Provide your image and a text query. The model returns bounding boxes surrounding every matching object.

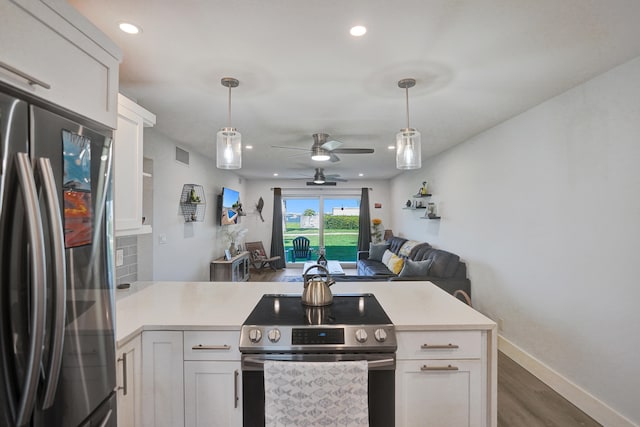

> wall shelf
[421,216,441,220]
[412,193,432,198]
[180,184,206,222]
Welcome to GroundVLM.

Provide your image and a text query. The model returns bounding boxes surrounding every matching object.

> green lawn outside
[284,224,359,262]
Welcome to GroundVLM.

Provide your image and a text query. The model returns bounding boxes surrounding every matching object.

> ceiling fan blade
[271,145,309,152]
[331,148,375,154]
[329,153,341,162]
[327,177,348,182]
[321,139,343,151]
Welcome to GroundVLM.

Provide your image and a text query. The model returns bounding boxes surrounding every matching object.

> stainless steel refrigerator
[1,86,117,427]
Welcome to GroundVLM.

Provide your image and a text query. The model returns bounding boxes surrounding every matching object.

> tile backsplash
[116,235,137,285]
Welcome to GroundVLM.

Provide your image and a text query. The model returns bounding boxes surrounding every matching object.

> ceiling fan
[273,133,374,162]
[295,168,347,185]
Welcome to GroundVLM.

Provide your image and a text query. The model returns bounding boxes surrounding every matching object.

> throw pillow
[381,249,394,266]
[398,240,421,257]
[369,243,390,262]
[385,253,404,275]
[398,258,433,278]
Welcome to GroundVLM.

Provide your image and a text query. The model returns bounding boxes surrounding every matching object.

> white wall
[390,56,640,425]
[143,129,245,281]
[242,179,392,254]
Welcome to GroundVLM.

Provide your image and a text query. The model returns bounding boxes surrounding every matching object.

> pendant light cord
[227,85,232,128]
[405,86,410,129]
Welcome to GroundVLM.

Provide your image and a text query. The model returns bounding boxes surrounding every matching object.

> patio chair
[245,241,281,271]
[291,236,312,262]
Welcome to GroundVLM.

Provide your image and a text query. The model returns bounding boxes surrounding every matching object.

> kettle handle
[303,264,332,284]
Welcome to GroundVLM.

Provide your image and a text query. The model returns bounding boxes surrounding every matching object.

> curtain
[357,188,371,252]
[270,187,286,268]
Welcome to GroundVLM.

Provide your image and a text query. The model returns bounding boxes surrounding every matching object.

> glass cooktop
[242,293,393,326]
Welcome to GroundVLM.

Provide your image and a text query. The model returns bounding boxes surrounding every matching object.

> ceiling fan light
[313,169,326,184]
[396,128,421,170]
[311,146,330,161]
[216,127,242,169]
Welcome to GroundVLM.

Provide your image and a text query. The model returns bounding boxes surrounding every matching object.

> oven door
[241,353,395,427]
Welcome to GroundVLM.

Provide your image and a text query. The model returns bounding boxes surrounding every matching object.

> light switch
[159,234,167,244]
[116,249,124,266]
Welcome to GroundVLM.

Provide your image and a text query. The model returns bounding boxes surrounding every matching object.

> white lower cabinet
[396,359,482,427]
[141,331,184,427]
[395,330,485,427]
[116,334,142,427]
[184,361,242,427]
[183,331,242,427]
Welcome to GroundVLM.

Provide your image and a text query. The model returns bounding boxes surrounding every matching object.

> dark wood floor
[249,266,602,427]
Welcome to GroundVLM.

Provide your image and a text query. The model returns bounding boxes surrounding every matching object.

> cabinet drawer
[0,0,120,127]
[184,331,241,361]
[397,330,481,360]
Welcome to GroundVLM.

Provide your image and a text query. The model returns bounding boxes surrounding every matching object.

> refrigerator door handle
[14,153,47,427]
[35,157,67,409]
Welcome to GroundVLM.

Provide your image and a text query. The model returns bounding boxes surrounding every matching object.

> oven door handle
[242,357,395,369]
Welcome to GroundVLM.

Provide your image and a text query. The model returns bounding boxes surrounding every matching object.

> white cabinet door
[116,335,142,427]
[114,94,155,235]
[141,331,184,427]
[184,361,242,427]
[0,0,120,127]
[396,359,482,427]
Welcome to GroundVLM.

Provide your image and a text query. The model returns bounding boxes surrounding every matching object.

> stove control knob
[374,328,388,343]
[248,328,262,343]
[355,329,368,343]
[267,329,281,343]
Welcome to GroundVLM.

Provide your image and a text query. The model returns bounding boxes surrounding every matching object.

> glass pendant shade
[216,127,241,169]
[396,128,421,170]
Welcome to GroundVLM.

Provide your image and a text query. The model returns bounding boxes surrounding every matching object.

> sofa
[354,236,471,299]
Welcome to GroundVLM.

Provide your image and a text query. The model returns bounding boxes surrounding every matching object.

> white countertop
[115,281,496,346]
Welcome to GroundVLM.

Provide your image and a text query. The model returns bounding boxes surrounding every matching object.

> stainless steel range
[239,293,397,427]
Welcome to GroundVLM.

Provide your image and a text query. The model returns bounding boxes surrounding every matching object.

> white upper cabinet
[114,94,156,236]
[0,0,121,128]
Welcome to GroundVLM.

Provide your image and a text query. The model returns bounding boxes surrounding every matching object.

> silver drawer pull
[192,344,231,350]
[421,343,459,349]
[0,61,51,89]
[421,364,459,371]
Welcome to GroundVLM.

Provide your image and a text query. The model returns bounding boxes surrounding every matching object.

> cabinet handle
[421,364,459,371]
[234,370,239,409]
[420,343,459,349]
[0,61,51,89]
[192,344,232,351]
[117,352,128,395]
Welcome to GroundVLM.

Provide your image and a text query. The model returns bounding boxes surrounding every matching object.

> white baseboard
[498,335,637,427]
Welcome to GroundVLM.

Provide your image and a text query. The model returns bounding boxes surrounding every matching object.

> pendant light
[396,78,421,170]
[216,77,242,169]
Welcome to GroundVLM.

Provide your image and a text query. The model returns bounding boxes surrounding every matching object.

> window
[283,195,360,263]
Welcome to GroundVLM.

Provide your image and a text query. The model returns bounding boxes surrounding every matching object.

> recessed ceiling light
[388,145,396,150]
[273,173,279,176]
[245,145,253,149]
[119,22,141,34]
[358,173,364,177]
[350,25,367,37]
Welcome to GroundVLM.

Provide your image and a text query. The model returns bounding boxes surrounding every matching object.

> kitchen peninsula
[115,281,497,427]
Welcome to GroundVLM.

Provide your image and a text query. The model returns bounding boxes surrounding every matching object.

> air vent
[176,147,190,165]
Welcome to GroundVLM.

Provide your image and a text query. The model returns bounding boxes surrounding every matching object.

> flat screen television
[219,187,240,225]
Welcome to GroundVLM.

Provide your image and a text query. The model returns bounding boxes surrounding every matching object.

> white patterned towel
[264,360,369,427]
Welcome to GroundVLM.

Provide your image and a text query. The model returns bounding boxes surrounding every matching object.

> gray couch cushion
[369,243,390,261]
[398,259,433,277]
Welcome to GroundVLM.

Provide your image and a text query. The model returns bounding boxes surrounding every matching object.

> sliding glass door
[283,195,360,263]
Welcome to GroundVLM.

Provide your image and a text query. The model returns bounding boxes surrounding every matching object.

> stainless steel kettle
[301,264,335,306]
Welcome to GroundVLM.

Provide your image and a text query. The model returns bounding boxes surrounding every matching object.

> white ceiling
[70,0,640,183]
